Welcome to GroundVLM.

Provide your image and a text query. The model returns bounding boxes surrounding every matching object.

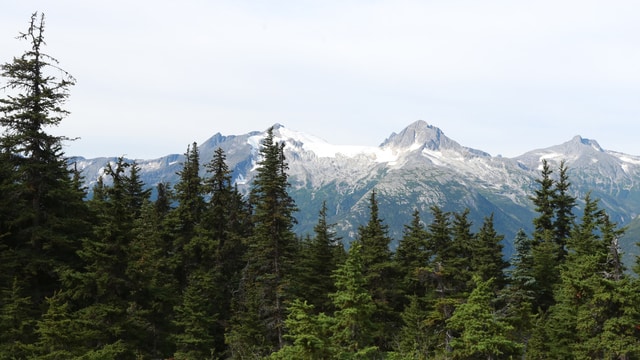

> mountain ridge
[70,121,640,261]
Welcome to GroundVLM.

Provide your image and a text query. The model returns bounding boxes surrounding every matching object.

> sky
[2,1,640,159]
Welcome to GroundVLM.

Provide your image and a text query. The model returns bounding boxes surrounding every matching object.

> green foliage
[353,190,400,350]
[2,16,639,357]
[448,277,523,359]
[330,243,380,358]
[227,127,298,356]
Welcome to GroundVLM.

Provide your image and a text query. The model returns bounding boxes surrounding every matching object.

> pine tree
[447,276,523,359]
[173,147,249,358]
[530,159,555,240]
[502,229,535,348]
[126,198,178,358]
[544,197,640,359]
[59,158,148,357]
[268,299,335,360]
[552,160,576,259]
[422,205,453,356]
[472,214,508,289]
[529,160,561,312]
[329,243,379,359]
[171,142,206,286]
[0,12,91,352]
[354,189,399,350]
[227,127,298,357]
[395,209,430,299]
[296,201,344,314]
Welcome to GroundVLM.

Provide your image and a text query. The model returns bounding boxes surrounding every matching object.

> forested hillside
[1,13,640,359]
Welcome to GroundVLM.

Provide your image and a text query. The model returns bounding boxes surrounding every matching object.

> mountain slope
[71,121,640,260]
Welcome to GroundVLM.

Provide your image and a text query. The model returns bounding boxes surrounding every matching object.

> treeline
[2,13,640,359]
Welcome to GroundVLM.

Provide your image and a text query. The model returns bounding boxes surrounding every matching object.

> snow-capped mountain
[70,120,640,258]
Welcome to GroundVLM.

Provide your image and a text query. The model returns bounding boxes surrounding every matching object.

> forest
[1,13,640,360]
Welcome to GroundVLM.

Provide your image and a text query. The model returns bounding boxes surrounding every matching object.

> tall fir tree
[227,127,298,357]
[296,201,344,314]
[0,12,91,353]
[395,209,430,300]
[447,277,523,359]
[329,243,379,359]
[354,189,399,351]
[58,158,149,357]
[472,213,508,290]
[552,160,576,259]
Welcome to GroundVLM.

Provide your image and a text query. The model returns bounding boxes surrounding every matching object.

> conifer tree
[268,299,335,360]
[544,196,640,358]
[502,229,535,347]
[447,277,522,359]
[529,160,562,312]
[0,12,91,352]
[472,214,508,289]
[296,201,344,313]
[329,243,379,358]
[552,160,576,258]
[422,205,453,355]
[395,209,430,299]
[354,189,399,350]
[173,147,249,358]
[172,142,206,285]
[126,198,178,358]
[59,158,148,357]
[227,127,298,356]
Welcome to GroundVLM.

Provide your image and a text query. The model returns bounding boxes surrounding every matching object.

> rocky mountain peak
[380,120,458,151]
[571,135,603,152]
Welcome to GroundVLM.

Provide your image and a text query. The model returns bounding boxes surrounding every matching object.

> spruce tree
[296,201,344,314]
[329,243,379,358]
[59,158,148,357]
[227,127,298,356]
[472,214,508,289]
[545,196,640,358]
[552,160,576,259]
[354,189,399,350]
[126,198,178,358]
[447,277,522,359]
[529,160,561,312]
[502,229,536,348]
[0,12,91,352]
[395,209,430,299]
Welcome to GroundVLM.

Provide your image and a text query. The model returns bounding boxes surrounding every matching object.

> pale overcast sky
[2,1,640,159]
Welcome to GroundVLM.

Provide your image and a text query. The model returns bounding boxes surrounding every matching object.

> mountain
[71,120,640,259]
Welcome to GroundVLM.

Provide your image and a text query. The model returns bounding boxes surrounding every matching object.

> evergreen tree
[296,201,344,314]
[472,214,508,290]
[545,197,640,358]
[552,160,576,259]
[0,12,91,352]
[447,276,523,359]
[171,142,206,285]
[395,295,431,359]
[530,159,555,240]
[422,205,453,356]
[227,127,298,357]
[59,158,148,357]
[502,229,536,348]
[268,299,335,360]
[529,160,562,312]
[395,209,430,299]
[126,198,179,358]
[329,243,379,359]
[354,189,399,350]
[173,147,250,358]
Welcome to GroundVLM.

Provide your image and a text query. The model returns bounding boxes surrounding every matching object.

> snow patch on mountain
[247,124,399,163]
